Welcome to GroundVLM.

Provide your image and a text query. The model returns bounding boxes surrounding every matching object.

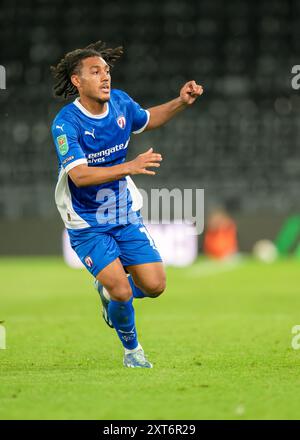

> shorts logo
[117,116,126,129]
[84,256,93,268]
[57,134,69,156]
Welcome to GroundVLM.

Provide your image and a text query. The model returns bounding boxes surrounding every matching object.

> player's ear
[71,74,81,89]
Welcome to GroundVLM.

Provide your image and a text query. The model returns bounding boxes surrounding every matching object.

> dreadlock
[50,40,123,99]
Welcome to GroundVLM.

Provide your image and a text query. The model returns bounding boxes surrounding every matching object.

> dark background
[0,0,299,254]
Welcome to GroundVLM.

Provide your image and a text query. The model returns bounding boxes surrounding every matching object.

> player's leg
[126,262,166,298]
[95,258,152,368]
[68,229,151,367]
[96,258,131,301]
[94,257,131,327]
[95,258,137,348]
[117,221,166,299]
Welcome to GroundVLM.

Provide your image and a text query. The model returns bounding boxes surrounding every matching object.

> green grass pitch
[1,256,300,420]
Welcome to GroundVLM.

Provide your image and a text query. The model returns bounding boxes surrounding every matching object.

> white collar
[73,97,109,119]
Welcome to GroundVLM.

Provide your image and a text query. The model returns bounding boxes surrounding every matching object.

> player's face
[76,56,111,102]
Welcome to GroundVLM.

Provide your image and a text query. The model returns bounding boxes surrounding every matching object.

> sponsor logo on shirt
[56,124,64,132]
[87,139,129,164]
[84,128,95,139]
[62,155,75,165]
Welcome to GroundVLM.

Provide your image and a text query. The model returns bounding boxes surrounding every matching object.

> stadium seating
[0,0,299,220]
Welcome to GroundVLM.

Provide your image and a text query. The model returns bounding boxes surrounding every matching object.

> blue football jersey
[51,89,149,230]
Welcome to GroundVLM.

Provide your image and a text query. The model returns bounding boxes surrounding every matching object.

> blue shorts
[68,220,162,277]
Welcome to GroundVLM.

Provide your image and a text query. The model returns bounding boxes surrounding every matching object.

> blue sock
[108,297,138,350]
[128,275,146,299]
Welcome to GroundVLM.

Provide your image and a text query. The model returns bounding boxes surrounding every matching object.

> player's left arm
[145,80,203,130]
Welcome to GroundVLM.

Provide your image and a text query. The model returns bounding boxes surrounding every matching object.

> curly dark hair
[50,40,123,99]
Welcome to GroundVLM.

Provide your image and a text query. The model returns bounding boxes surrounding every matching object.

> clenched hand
[179,80,204,105]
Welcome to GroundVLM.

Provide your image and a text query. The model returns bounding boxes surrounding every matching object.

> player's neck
[78,96,107,116]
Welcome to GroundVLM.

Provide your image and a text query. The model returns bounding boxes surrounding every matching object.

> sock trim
[124,343,142,355]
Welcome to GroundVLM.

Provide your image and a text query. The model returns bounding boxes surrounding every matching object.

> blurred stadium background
[1,0,300,421]
[1,0,299,255]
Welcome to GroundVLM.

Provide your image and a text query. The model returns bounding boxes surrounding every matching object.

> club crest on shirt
[117,115,126,129]
[84,256,93,268]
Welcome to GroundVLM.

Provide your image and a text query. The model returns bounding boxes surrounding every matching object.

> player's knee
[146,276,166,298]
[109,283,132,302]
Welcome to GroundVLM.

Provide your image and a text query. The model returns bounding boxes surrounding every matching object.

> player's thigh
[96,258,131,302]
[117,221,162,269]
[126,262,166,297]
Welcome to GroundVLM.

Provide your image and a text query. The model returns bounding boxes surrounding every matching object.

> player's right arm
[51,119,162,187]
[69,147,162,187]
